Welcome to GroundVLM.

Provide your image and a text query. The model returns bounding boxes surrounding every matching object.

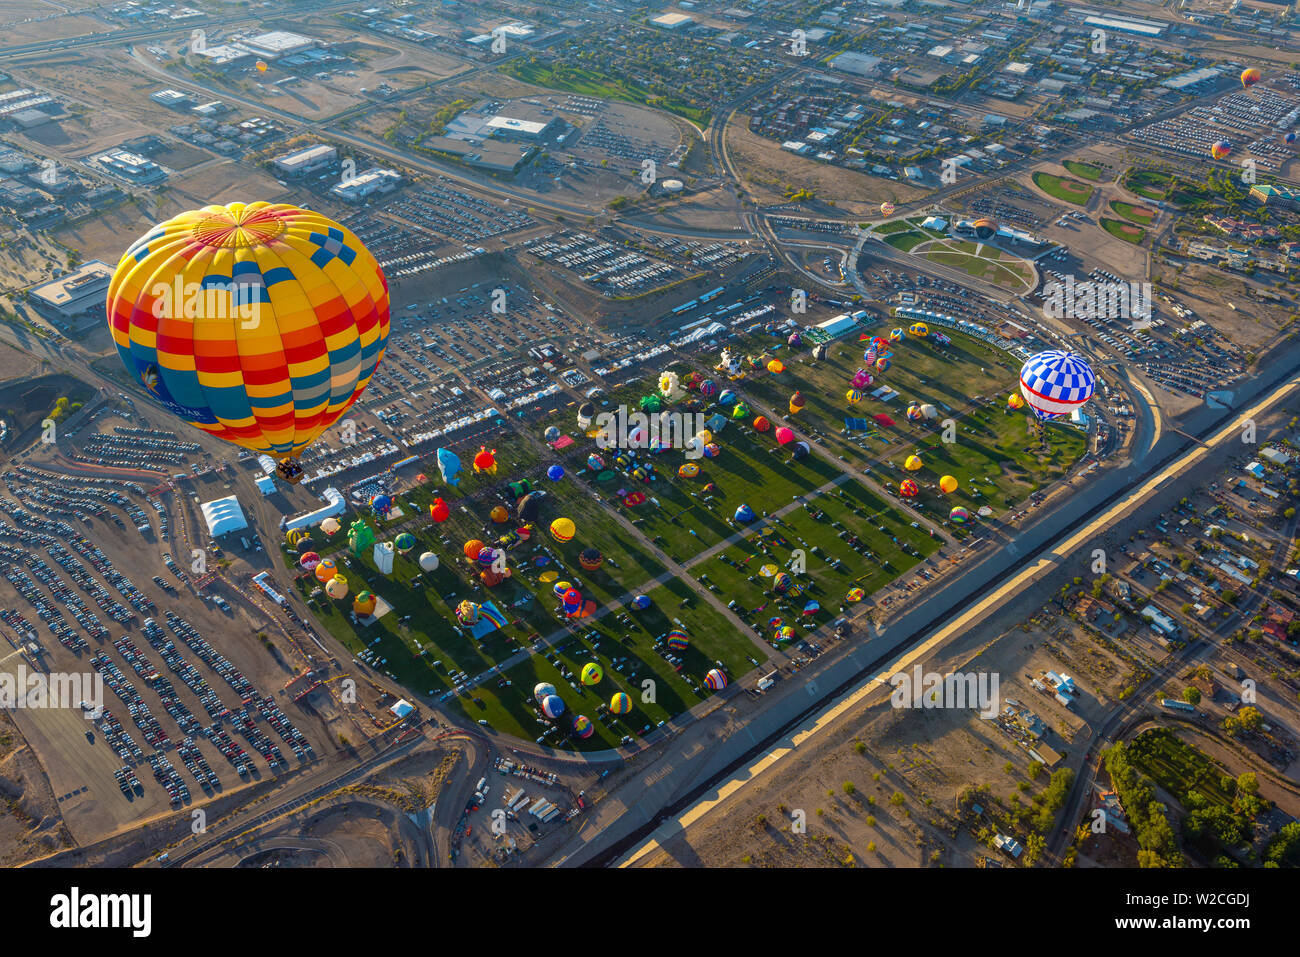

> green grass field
[1110,200,1155,225]
[883,230,928,252]
[1127,728,1234,808]
[924,241,1034,290]
[1031,171,1096,206]
[1100,217,1147,244]
[1123,168,1173,202]
[1063,160,1104,182]
[284,325,1086,747]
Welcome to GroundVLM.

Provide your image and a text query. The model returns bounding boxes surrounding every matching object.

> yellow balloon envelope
[940,475,958,493]
[550,517,575,542]
[106,202,389,473]
[904,454,923,471]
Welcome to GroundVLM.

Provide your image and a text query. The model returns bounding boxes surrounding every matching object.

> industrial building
[330,168,401,202]
[650,12,694,29]
[151,89,195,109]
[273,143,338,176]
[26,261,115,326]
[240,30,318,58]
[95,148,167,184]
[829,51,883,76]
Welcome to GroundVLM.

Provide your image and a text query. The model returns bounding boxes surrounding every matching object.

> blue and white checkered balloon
[1018,351,1095,421]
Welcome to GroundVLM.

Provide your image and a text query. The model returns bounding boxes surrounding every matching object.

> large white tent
[200,495,248,537]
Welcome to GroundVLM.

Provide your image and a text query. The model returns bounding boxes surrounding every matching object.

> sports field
[1031,172,1096,206]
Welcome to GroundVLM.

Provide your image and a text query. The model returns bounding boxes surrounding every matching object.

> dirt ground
[728,118,928,215]
[638,606,1134,867]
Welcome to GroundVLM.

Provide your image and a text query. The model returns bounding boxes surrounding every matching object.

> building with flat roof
[273,143,338,175]
[95,148,167,184]
[240,30,318,58]
[424,136,536,173]
[151,88,194,109]
[27,260,114,322]
[651,12,694,29]
[485,114,550,139]
[330,167,401,202]
[830,51,883,76]
[193,43,253,67]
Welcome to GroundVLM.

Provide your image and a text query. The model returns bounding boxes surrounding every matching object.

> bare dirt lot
[728,118,928,215]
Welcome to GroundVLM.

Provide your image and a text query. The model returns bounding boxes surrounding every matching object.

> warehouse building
[27,260,115,329]
[330,167,401,202]
[273,143,338,176]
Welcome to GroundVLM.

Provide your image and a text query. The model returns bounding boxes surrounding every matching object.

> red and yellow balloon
[106,202,389,483]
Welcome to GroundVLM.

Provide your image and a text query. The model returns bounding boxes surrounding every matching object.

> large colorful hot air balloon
[463,538,485,561]
[678,462,701,478]
[1241,67,1261,89]
[774,426,795,446]
[734,503,756,523]
[580,662,603,686]
[788,391,805,415]
[609,692,632,715]
[107,202,388,485]
[900,479,919,498]
[352,590,377,616]
[541,695,565,719]
[851,368,873,389]
[908,322,928,337]
[429,497,450,522]
[704,669,728,691]
[753,415,771,432]
[314,557,337,583]
[767,359,785,374]
[949,506,970,524]
[370,494,392,518]
[1018,350,1095,421]
[571,715,594,739]
[1007,393,1025,411]
[320,516,341,536]
[298,551,320,571]
[550,517,575,542]
[939,475,958,493]
[418,551,439,572]
[846,389,863,405]
[666,630,689,652]
[880,201,895,217]
[325,575,348,600]
[904,454,923,471]
[579,547,603,571]
[473,446,497,475]
[1210,140,1232,160]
